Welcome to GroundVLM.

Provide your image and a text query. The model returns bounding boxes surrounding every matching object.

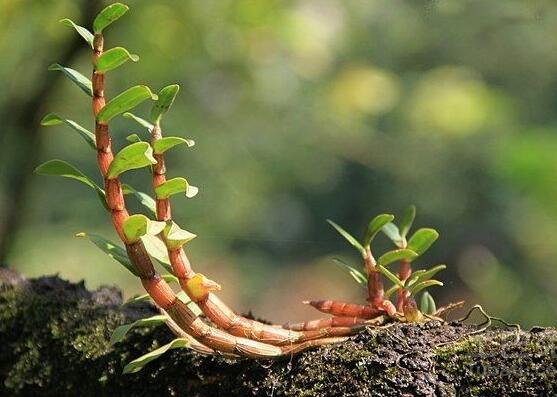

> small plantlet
[37,3,452,372]
[289,206,446,331]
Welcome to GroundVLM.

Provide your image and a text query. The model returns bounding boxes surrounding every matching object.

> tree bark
[0,270,555,397]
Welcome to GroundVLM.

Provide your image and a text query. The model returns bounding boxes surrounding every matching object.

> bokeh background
[1,0,556,327]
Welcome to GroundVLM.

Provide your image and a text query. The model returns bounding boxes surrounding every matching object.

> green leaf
[48,64,92,96]
[151,84,179,123]
[377,249,418,267]
[420,291,437,315]
[377,264,403,287]
[384,284,401,298]
[153,137,195,154]
[34,160,106,208]
[40,113,96,149]
[407,228,439,256]
[364,214,394,247]
[122,184,156,214]
[141,234,172,273]
[93,2,129,33]
[110,315,166,346]
[123,112,154,130]
[96,47,139,73]
[382,222,403,247]
[399,205,416,239]
[408,279,443,295]
[59,18,93,48]
[332,258,367,289]
[406,264,446,287]
[154,177,191,199]
[106,142,157,179]
[125,134,142,143]
[327,220,364,255]
[163,221,196,250]
[97,86,157,123]
[122,214,166,244]
[123,338,189,374]
[76,232,138,276]
[123,293,150,306]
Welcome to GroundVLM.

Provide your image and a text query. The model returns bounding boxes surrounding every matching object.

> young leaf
[34,160,106,208]
[377,264,404,287]
[48,64,92,96]
[364,214,394,247]
[125,134,142,143]
[382,222,403,247]
[153,137,195,154]
[93,2,129,33]
[408,279,443,295]
[122,184,156,214]
[76,232,138,276]
[96,47,139,73]
[59,18,93,48]
[407,228,439,256]
[106,142,157,179]
[377,249,418,267]
[327,220,364,255]
[123,338,189,374]
[123,112,154,130]
[406,264,446,287]
[122,214,166,243]
[163,221,197,250]
[420,291,437,315]
[154,177,191,199]
[405,269,426,287]
[97,86,157,123]
[332,257,367,288]
[399,205,416,238]
[110,315,166,345]
[384,284,401,298]
[151,84,179,123]
[41,113,96,149]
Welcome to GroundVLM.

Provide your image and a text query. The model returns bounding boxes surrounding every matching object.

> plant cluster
[37,3,447,372]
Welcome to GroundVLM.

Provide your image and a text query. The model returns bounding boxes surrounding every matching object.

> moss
[0,275,556,396]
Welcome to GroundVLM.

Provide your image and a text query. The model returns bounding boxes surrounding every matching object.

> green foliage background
[1,0,556,327]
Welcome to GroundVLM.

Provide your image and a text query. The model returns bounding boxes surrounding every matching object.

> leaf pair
[124,84,180,126]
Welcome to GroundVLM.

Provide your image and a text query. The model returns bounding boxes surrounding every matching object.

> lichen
[1,275,555,396]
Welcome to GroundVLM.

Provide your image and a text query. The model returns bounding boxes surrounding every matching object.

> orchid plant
[37,3,448,373]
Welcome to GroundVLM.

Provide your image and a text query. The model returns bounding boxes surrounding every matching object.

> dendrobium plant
[37,3,447,373]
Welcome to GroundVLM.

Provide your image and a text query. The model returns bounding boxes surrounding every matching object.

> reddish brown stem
[396,258,411,312]
[304,299,382,319]
[284,316,366,331]
[364,247,384,307]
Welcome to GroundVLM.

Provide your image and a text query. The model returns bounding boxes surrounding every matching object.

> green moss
[1,276,556,396]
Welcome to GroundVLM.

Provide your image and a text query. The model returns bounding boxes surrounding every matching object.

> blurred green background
[1,0,556,327]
